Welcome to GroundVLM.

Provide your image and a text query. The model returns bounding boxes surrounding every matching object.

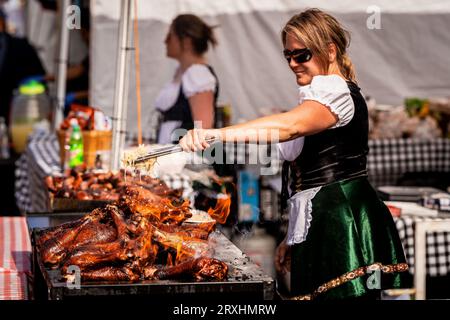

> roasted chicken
[45,168,183,202]
[36,190,228,283]
[144,257,228,281]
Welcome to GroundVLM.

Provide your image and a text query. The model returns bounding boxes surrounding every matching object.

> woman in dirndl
[179,8,409,300]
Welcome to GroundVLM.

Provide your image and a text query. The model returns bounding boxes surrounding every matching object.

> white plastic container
[9,81,51,153]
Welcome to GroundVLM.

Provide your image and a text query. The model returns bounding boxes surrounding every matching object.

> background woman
[155,14,219,144]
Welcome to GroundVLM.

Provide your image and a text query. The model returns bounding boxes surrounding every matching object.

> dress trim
[291,262,409,300]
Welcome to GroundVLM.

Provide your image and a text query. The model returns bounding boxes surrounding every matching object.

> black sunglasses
[283,48,313,64]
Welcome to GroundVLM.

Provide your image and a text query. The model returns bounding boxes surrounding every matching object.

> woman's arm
[188,91,215,129]
[220,100,338,141]
[180,100,338,152]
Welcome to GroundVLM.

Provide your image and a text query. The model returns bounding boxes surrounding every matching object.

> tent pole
[111,0,132,171]
[53,0,71,130]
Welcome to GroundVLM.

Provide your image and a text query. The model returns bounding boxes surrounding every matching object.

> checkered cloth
[367,139,450,187]
[222,138,450,187]
[160,173,194,203]
[0,272,29,300]
[15,130,193,213]
[15,130,61,213]
[394,215,450,276]
[0,217,32,300]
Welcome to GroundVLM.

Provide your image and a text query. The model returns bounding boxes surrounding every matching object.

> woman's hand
[179,128,222,152]
[275,237,291,275]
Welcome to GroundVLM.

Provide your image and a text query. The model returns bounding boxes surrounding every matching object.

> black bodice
[284,81,369,197]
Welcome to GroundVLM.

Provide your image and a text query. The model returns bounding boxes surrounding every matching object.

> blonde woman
[180,9,408,300]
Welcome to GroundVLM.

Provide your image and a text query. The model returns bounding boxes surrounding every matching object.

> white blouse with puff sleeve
[155,64,217,144]
[181,64,217,98]
[277,74,355,162]
[155,64,217,112]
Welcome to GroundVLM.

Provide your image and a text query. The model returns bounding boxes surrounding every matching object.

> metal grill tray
[30,214,274,300]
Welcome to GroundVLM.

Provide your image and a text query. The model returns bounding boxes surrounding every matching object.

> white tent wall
[26,0,88,75]
[90,0,450,136]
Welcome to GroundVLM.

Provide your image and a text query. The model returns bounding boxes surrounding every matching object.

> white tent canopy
[92,0,450,20]
[91,0,450,136]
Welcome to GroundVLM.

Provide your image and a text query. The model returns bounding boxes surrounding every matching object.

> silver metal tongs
[132,137,217,164]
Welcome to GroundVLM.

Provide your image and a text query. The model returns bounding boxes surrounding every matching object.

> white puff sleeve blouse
[155,64,217,144]
[155,64,217,112]
[181,64,217,98]
[277,75,355,162]
[300,74,355,129]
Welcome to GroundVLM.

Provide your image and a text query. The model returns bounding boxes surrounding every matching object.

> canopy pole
[53,0,71,130]
[111,0,133,171]
[133,0,142,146]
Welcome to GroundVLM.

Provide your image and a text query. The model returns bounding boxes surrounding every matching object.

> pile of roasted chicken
[36,185,228,282]
[45,168,182,201]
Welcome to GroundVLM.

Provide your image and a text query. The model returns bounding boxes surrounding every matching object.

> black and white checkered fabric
[160,173,194,204]
[15,130,61,213]
[229,138,450,186]
[15,130,193,213]
[394,215,450,276]
[367,139,450,188]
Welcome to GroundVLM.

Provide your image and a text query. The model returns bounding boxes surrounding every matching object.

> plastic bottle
[68,118,84,168]
[62,124,72,170]
[10,80,51,153]
[0,117,10,159]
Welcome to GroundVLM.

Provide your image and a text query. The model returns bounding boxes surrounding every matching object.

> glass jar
[9,81,51,153]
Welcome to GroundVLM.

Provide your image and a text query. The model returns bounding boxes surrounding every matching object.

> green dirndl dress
[290,176,409,300]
